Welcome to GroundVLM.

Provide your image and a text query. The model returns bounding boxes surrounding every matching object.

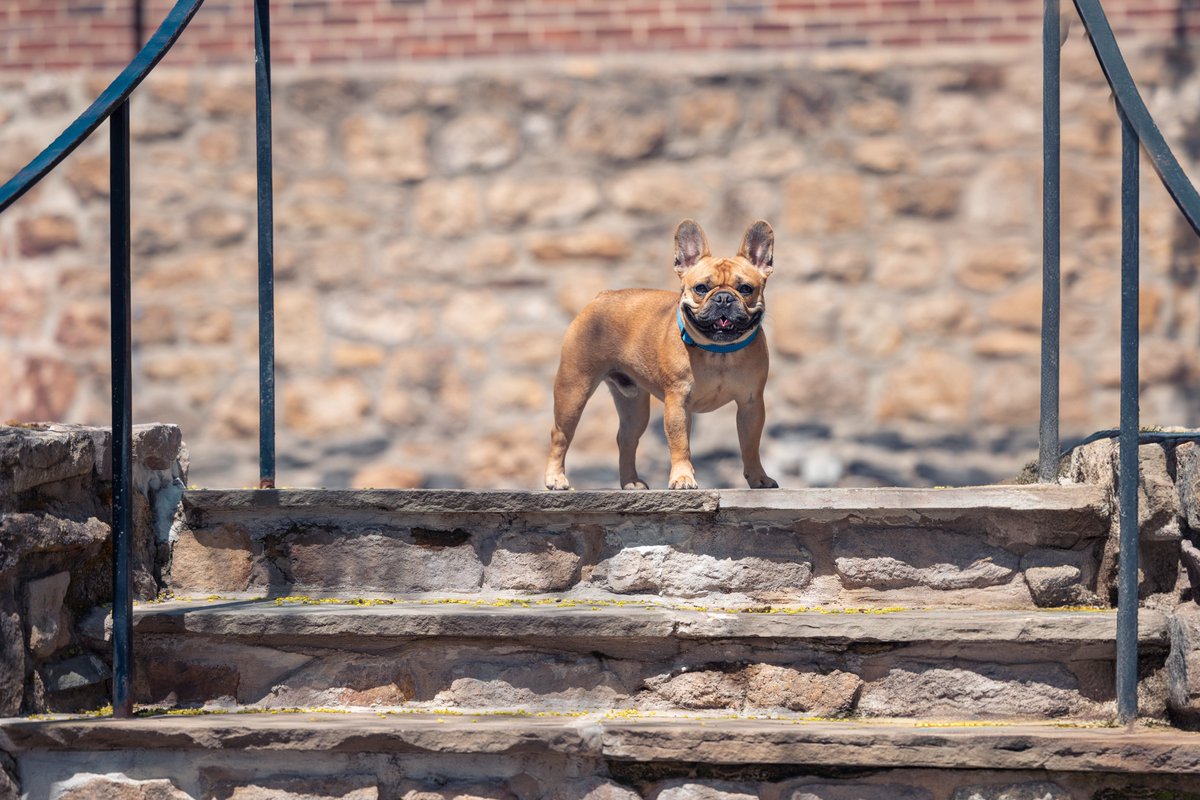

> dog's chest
[686,353,763,412]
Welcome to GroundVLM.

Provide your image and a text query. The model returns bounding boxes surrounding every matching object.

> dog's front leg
[737,394,779,489]
[663,393,698,489]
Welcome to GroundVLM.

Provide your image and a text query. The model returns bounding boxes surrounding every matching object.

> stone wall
[0,423,187,716]
[3,33,1200,490]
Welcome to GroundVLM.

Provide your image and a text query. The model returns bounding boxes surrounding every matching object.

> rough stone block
[287,530,483,595]
[857,664,1085,719]
[42,654,109,693]
[170,524,254,594]
[485,532,582,592]
[207,774,378,800]
[834,530,1017,591]
[743,666,862,716]
[787,784,932,800]
[0,426,95,497]
[951,782,1071,800]
[1177,441,1200,532]
[548,779,640,800]
[653,782,756,800]
[0,602,23,717]
[25,571,71,658]
[1020,549,1094,608]
[57,777,192,800]
[654,670,743,710]
[1168,603,1200,728]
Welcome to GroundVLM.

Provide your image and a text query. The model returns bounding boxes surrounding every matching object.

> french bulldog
[544,219,778,490]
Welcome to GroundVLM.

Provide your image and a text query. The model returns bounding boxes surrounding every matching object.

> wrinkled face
[674,219,775,344]
[678,258,766,343]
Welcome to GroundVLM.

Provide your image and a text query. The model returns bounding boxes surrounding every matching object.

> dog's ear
[674,219,711,276]
[739,220,774,277]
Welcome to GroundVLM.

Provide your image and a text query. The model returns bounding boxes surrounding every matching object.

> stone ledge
[181,484,1108,521]
[126,601,1170,652]
[182,489,721,516]
[3,714,1199,774]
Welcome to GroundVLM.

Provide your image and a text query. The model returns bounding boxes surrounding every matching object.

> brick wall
[2,0,1200,72]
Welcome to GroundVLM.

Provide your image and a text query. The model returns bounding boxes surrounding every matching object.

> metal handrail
[1039,0,1200,723]
[0,0,275,718]
[0,0,205,212]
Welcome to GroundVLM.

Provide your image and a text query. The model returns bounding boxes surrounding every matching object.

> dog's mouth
[684,305,763,342]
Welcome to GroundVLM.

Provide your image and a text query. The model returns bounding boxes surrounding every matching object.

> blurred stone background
[2,1,1200,490]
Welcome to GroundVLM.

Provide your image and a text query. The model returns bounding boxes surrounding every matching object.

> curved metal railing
[1040,0,1200,723]
[0,0,206,211]
[0,0,277,719]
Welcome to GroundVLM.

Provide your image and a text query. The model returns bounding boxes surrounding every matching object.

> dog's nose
[711,291,737,307]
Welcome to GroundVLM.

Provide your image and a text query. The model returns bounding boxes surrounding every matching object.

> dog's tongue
[718,317,732,329]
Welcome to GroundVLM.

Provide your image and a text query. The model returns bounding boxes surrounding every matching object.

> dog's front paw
[669,473,699,490]
[545,474,572,491]
[622,480,649,490]
[747,474,779,489]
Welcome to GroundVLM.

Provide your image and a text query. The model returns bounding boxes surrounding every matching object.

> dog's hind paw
[747,474,779,489]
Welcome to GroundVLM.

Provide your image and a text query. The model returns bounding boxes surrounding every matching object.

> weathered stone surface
[608,167,710,216]
[286,531,484,594]
[208,774,378,800]
[485,532,581,592]
[654,671,743,710]
[282,376,373,436]
[743,666,861,715]
[57,777,192,800]
[1168,603,1200,728]
[486,177,600,227]
[170,524,254,594]
[876,351,972,424]
[1127,443,1183,543]
[435,113,519,174]
[835,530,1017,591]
[0,601,22,717]
[0,426,95,497]
[565,97,666,161]
[783,174,865,234]
[875,228,943,290]
[0,514,109,581]
[548,778,639,800]
[955,244,1036,292]
[788,784,931,800]
[528,230,631,261]
[138,637,312,706]
[1176,441,1200,531]
[595,545,812,598]
[341,113,429,182]
[17,215,79,256]
[42,653,110,693]
[856,664,1085,718]
[415,179,482,238]
[768,285,839,358]
[653,782,756,800]
[25,571,71,658]
[950,783,1070,800]
[879,177,961,218]
[1020,549,1093,608]
[853,137,916,174]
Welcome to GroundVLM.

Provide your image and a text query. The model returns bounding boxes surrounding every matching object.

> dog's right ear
[673,219,711,276]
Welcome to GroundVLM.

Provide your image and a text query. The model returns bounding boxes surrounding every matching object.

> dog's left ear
[738,220,774,277]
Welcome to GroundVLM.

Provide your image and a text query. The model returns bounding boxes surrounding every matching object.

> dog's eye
[738,284,753,295]
[694,284,709,295]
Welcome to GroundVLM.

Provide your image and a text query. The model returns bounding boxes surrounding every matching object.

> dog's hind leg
[606,373,650,490]
[544,364,600,490]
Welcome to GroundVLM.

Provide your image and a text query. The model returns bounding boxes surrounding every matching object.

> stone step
[101,600,1169,721]
[4,712,1200,799]
[169,484,1112,609]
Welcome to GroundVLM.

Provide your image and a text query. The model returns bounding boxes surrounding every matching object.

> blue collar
[677,306,761,353]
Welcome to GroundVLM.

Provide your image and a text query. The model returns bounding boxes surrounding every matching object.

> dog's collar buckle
[677,306,761,354]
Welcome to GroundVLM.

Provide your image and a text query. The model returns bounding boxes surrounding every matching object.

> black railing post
[1116,106,1141,724]
[1039,0,1062,483]
[110,100,134,719]
[254,0,276,489]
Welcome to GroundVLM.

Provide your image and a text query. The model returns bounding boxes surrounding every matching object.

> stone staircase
[5,484,1200,799]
